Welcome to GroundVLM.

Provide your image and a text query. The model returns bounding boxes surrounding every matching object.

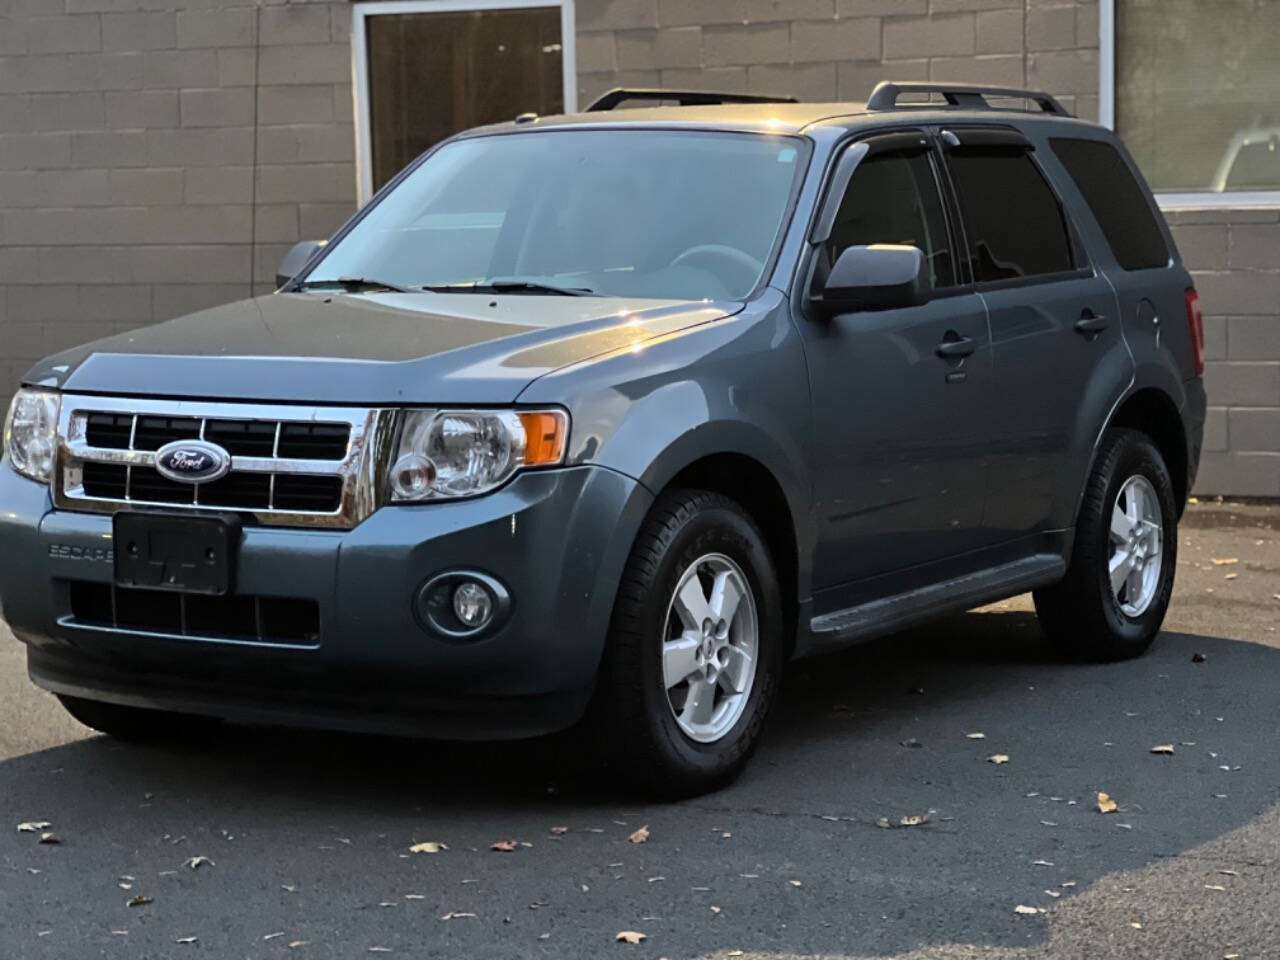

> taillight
[1185,288,1205,376]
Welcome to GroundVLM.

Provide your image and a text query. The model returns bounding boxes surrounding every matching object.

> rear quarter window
[1050,138,1171,271]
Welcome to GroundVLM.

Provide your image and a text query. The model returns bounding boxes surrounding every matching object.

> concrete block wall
[575,0,1101,120]
[0,0,358,412]
[1169,209,1280,497]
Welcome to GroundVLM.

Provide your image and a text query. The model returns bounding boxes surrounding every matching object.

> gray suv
[0,83,1206,796]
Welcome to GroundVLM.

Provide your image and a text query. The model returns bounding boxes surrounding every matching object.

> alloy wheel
[1108,474,1164,617]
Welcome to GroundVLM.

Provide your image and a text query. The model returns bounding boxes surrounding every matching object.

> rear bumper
[0,462,652,739]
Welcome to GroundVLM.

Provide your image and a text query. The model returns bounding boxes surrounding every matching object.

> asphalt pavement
[2,501,1278,960]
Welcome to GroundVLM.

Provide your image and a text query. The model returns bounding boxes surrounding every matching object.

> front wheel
[595,490,783,798]
[1034,428,1179,661]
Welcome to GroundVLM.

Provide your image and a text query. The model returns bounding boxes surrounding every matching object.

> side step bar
[809,554,1066,648]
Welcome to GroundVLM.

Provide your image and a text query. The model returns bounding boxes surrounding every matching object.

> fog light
[452,581,493,627]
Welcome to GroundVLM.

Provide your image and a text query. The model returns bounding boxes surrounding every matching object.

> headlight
[389,408,568,502]
[3,389,61,485]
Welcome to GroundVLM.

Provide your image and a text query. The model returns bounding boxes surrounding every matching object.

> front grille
[56,397,394,529]
[68,581,321,646]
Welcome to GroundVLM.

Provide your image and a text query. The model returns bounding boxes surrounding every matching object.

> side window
[947,148,1076,282]
[826,149,957,289]
[1050,137,1171,271]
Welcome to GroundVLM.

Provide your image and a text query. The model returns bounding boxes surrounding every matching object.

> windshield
[304,129,808,301]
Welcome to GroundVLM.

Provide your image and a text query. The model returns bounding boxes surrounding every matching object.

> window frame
[350,0,578,207]
[1099,0,1280,209]
[938,133,1092,293]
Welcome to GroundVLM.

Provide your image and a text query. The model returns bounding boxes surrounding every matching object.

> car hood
[25,292,741,404]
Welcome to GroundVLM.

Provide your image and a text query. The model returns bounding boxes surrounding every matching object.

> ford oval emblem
[154,439,232,485]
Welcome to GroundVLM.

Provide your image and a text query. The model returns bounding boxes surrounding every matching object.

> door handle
[1074,311,1109,335]
[936,334,976,359]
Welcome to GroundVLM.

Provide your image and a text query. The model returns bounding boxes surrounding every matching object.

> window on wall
[358,3,569,197]
[1114,0,1280,195]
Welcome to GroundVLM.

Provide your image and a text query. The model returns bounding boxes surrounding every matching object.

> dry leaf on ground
[988,754,1010,764]
[17,821,51,832]
[1225,573,1238,580]
[410,842,446,854]
[1210,557,1239,566]
[441,912,476,921]
[1151,744,1176,755]
[877,813,930,829]
[1097,792,1118,814]
[1015,905,1042,915]
[966,732,986,739]
[127,896,152,908]
[628,826,649,845]
[615,931,646,944]
[550,826,568,835]
[490,840,518,852]
[185,856,213,870]
[175,936,198,944]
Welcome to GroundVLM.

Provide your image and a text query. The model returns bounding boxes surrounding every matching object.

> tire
[1034,428,1179,661]
[594,489,784,799]
[57,695,218,743]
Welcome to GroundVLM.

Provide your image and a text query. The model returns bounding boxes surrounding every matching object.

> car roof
[466,100,1101,140]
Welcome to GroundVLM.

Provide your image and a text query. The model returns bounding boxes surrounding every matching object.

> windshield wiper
[420,279,597,297]
[298,276,411,293]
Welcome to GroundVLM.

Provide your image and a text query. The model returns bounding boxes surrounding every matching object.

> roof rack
[866,81,1071,117]
[585,88,798,112]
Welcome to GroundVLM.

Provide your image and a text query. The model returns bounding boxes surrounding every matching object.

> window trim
[1099,0,1280,209]
[350,0,578,207]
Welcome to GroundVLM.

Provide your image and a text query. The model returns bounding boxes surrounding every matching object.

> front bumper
[0,462,652,739]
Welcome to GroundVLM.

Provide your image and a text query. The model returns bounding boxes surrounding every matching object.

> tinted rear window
[1051,137,1170,271]
[948,149,1076,282]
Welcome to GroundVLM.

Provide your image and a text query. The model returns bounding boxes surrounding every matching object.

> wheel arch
[1105,387,1190,514]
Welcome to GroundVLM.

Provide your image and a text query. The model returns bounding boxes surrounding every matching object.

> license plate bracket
[113,512,240,596]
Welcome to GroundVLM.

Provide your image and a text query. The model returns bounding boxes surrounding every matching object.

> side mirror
[276,240,327,289]
[811,244,929,315]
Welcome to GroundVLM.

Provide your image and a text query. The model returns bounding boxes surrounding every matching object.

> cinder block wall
[0,0,357,410]
[1170,209,1280,496]
[575,0,1101,120]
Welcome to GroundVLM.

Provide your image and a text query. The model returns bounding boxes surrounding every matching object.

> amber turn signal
[518,411,568,467]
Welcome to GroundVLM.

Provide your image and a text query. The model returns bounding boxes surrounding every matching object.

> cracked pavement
[2,501,1278,959]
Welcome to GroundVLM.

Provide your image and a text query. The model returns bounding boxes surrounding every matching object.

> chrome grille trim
[54,395,398,530]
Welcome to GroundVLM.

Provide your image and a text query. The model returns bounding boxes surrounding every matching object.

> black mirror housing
[276,240,327,289]
[811,244,929,315]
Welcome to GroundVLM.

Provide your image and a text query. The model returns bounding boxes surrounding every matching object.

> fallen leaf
[175,936,198,944]
[1151,744,1175,755]
[966,732,986,739]
[127,895,152,908]
[789,880,802,887]
[710,905,721,914]
[1218,869,1239,877]
[490,840,517,853]
[16,821,51,832]
[1097,792,1118,814]
[876,813,930,829]
[1224,573,1238,580]
[185,855,214,870]
[1045,889,1061,898]
[728,952,744,957]
[550,826,568,835]
[441,912,476,921]
[1210,557,1239,565]
[404,893,426,900]
[538,933,550,940]
[1204,884,1226,891]
[410,842,446,854]
[615,931,646,944]
[288,941,308,949]
[988,754,1010,764]
[264,933,285,940]
[1130,922,1143,930]
[38,832,61,844]
[1015,905,1042,915]
[1032,860,1055,867]
[628,826,649,845]
[720,831,732,839]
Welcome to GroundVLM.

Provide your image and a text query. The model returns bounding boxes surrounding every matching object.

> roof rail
[585,88,798,112]
[866,81,1071,117]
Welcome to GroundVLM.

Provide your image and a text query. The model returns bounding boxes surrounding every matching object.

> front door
[803,140,993,600]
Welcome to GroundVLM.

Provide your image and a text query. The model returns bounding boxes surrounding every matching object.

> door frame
[350,0,578,205]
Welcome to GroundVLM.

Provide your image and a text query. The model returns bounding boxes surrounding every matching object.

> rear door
[939,126,1129,541]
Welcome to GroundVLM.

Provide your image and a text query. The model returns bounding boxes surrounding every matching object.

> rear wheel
[57,695,217,743]
[596,490,783,798]
[1034,428,1178,661]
